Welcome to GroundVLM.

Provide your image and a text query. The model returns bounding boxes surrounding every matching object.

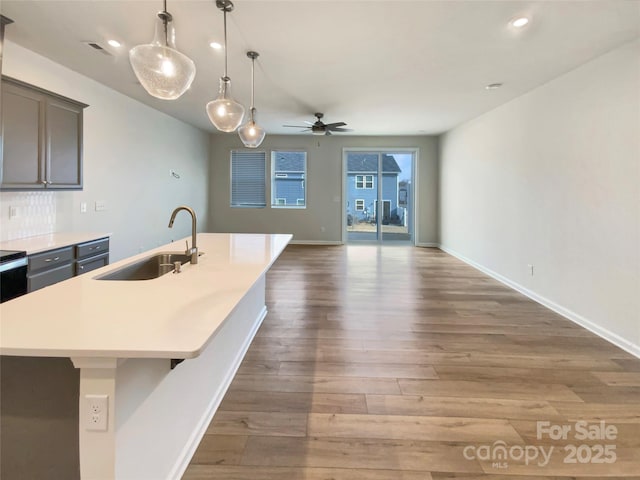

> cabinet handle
[44,257,60,262]
[41,180,47,185]
[90,246,100,251]
[79,265,84,270]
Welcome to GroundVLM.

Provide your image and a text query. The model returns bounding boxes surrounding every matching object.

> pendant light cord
[223,8,229,79]
[250,56,255,109]
[162,0,169,46]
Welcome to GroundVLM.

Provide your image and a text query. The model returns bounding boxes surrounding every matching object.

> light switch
[80,202,87,213]
[95,200,107,212]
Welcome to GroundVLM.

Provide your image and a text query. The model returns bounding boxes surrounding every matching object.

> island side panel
[0,356,80,479]
[114,275,267,479]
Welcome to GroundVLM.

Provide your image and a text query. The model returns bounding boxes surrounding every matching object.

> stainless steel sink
[95,252,192,281]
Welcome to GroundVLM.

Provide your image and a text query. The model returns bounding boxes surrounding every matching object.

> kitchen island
[0,233,292,479]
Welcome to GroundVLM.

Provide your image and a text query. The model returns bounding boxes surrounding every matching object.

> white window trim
[355,199,365,211]
[275,198,286,205]
[297,198,305,206]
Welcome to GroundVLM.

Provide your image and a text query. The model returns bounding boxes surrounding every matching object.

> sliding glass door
[344,150,415,243]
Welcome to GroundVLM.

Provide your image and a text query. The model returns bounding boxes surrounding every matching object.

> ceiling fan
[284,113,353,136]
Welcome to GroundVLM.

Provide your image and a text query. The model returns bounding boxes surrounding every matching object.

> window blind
[231,150,266,207]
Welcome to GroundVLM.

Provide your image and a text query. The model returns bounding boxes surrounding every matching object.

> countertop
[0,232,111,255]
[0,233,292,359]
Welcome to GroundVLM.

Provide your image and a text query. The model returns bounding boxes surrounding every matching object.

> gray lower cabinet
[27,237,109,292]
[27,247,74,292]
[75,238,109,276]
[29,262,75,292]
[1,76,87,190]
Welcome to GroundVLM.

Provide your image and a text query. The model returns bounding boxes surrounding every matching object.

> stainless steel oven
[0,250,28,303]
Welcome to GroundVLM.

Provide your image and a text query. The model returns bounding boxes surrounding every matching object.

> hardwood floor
[183,245,640,479]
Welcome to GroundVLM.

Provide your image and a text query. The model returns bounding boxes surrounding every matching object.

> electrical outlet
[9,206,18,219]
[95,200,107,212]
[85,394,108,431]
[80,202,87,213]
[528,264,534,276]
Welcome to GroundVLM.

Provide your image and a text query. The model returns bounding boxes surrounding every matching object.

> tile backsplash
[0,191,58,241]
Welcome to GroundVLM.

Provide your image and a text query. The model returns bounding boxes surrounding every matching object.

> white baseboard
[170,306,268,479]
[416,242,440,248]
[290,240,343,245]
[439,245,640,359]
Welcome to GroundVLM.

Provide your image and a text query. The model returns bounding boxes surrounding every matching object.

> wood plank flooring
[183,245,640,479]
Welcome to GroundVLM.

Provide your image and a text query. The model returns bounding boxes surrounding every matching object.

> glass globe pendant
[206,0,245,132]
[238,51,266,148]
[238,108,266,148]
[129,1,196,100]
[206,76,245,132]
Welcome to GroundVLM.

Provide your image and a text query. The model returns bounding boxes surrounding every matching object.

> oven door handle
[0,257,28,273]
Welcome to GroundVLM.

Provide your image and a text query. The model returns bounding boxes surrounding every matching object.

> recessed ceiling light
[485,83,503,90]
[511,17,529,28]
[107,39,122,48]
[210,42,222,50]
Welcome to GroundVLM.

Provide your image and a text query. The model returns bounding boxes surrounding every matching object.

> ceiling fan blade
[324,122,347,129]
[303,121,315,126]
[283,125,310,128]
[330,128,354,132]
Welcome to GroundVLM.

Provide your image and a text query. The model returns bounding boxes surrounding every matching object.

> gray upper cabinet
[1,76,87,190]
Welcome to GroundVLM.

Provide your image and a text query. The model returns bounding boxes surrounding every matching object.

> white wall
[209,134,439,244]
[439,40,640,354]
[1,41,210,261]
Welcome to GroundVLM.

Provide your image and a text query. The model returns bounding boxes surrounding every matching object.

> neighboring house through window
[272,151,307,208]
[347,153,402,224]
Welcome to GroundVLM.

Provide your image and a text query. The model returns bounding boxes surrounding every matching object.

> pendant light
[238,51,266,148]
[206,0,245,132]
[129,0,196,100]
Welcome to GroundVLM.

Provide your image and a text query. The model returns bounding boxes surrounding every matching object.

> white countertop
[0,233,291,359]
[0,232,111,255]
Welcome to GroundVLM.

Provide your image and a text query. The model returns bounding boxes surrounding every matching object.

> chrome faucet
[168,206,199,264]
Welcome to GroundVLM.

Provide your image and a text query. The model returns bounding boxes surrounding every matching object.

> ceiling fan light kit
[129,0,196,100]
[206,0,245,132]
[238,51,266,148]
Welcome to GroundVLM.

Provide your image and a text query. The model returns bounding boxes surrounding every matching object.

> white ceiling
[3,1,639,135]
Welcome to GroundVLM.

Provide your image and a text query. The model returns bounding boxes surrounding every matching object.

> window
[231,150,266,207]
[355,175,374,189]
[272,150,307,208]
[355,199,365,211]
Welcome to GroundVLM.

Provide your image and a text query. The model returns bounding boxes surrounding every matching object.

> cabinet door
[76,252,109,276]
[28,262,74,292]
[46,97,82,189]
[1,81,45,189]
